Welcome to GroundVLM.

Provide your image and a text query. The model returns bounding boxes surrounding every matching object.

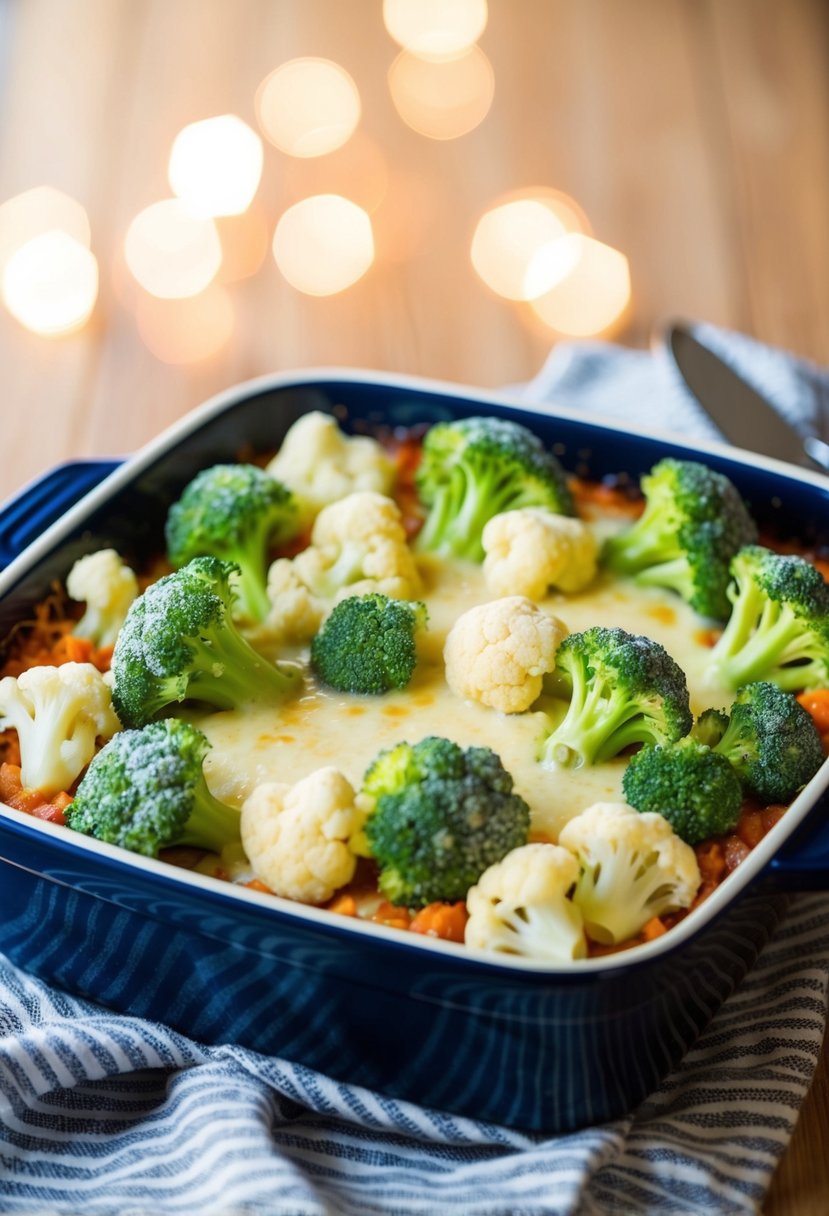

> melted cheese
[198,554,732,842]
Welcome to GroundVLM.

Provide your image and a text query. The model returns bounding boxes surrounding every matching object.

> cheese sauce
[198,555,733,842]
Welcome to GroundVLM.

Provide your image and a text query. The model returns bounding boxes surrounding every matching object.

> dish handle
[0,460,123,571]
[767,793,829,889]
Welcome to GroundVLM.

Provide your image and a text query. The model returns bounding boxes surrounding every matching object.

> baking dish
[1,370,828,1133]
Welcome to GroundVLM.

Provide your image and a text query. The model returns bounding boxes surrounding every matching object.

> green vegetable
[66,718,240,858]
[415,415,573,561]
[602,458,757,619]
[359,735,530,906]
[695,681,824,804]
[165,463,299,623]
[310,593,427,695]
[622,737,743,844]
[111,556,300,728]
[704,545,829,691]
[538,625,692,769]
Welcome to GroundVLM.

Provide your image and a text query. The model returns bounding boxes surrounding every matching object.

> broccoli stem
[185,622,299,709]
[419,463,546,561]
[539,669,647,768]
[634,557,693,600]
[711,593,822,689]
[232,557,271,624]
[177,782,241,854]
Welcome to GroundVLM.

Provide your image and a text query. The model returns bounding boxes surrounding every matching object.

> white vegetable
[241,767,366,904]
[443,596,567,713]
[253,491,421,646]
[66,549,139,648]
[465,843,587,962]
[482,508,598,600]
[558,801,701,945]
[266,411,394,521]
[0,662,120,794]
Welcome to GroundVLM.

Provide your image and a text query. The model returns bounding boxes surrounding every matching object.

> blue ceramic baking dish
[1,371,828,1134]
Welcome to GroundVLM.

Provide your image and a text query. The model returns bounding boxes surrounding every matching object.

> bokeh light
[383,0,488,59]
[2,230,98,336]
[282,130,388,216]
[135,286,234,364]
[388,46,494,139]
[256,59,361,157]
[529,235,631,337]
[168,115,263,217]
[272,195,375,296]
[471,191,590,301]
[0,186,91,278]
[215,207,270,283]
[124,200,222,298]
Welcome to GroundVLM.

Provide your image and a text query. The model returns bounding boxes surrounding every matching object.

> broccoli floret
[622,737,743,844]
[165,464,300,624]
[357,735,530,906]
[603,458,757,619]
[66,718,240,858]
[111,556,300,728]
[700,681,825,804]
[310,593,427,695]
[704,546,829,691]
[692,706,730,748]
[538,626,692,769]
[415,416,574,562]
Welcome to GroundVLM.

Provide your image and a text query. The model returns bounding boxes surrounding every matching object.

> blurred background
[0,0,828,493]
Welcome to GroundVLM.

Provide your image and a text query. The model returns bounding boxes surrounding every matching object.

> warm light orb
[256,59,361,157]
[471,200,570,301]
[135,287,234,364]
[168,115,263,217]
[272,195,374,296]
[529,235,631,337]
[0,186,91,277]
[124,200,222,298]
[215,207,270,283]
[2,230,98,336]
[383,0,488,59]
[388,46,494,140]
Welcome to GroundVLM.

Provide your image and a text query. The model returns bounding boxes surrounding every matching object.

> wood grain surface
[1,1,828,1209]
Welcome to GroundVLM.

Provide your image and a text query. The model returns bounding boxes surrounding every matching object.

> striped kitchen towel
[2,324,829,1216]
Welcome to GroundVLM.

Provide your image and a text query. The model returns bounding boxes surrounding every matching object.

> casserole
[0,370,828,1133]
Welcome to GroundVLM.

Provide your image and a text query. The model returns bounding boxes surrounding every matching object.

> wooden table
[1,1,828,1209]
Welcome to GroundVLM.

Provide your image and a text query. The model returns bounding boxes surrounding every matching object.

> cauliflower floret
[465,843,587,962]
[0,662,121,794]
[66,549,139,648]
[252,492,421,647]
[443,596,567,713]
[266,411,394,521]
[241,767,366,904]
[482,508,598,600]
[257,559,327,646]
[296,491,421,600]
[558,801,701,945]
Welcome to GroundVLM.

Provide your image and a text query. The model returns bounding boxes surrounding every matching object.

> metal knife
[665,322,829,473]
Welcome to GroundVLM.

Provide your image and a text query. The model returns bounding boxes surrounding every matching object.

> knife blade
[666,323,826,471]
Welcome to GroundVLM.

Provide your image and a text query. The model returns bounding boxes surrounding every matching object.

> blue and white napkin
[2,325,829,1216]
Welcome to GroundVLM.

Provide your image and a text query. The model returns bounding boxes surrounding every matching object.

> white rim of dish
[1,365,828,976]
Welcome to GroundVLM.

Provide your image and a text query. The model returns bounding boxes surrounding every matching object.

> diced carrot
[642,917,668,941]
[409,901,468,943]
[327,893,358,917]
[797,689,829,735]
[31,801,67,826]
[0,762,23,804]
[737,809,765,849]
[761,805,787,833]
[694,840,726,884]
[723,836,751,872]
[244,878,274,894]
[370,900,412,930]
